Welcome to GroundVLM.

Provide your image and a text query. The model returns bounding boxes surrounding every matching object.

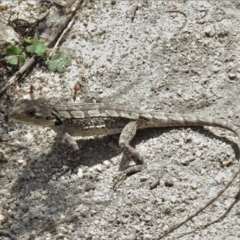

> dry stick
[0,12,50,96]
[38,215,77,234]
[51,15,78,55]
[0,57,36,96]
[38,0,83,47]
[27,215,78,240]
[0,0,84,97]
[159,160,240,239]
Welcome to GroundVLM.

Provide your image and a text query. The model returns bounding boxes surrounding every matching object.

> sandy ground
[1,0,240,239]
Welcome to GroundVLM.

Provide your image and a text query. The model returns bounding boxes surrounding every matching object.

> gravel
[1,0,240,239]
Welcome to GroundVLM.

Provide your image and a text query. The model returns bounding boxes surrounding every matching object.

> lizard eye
[27,109,36,117]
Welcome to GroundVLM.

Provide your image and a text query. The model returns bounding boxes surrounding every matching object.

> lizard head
[10,99,61,127]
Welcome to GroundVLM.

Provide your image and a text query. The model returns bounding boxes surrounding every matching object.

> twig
[0,57,35,96]
[51,15,78,55]
[0,0,84,97]
[46,0,83,47]
[27,215,78,239]
[158,160,240,239]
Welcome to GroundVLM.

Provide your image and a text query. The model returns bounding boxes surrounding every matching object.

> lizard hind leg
[113,121,144,189]
[119,121,144,166]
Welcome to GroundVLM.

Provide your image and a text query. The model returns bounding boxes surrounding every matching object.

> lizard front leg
[55,124,80,163]
[62,132,80,162]
[52,130,80,178]
[113,121,144,189]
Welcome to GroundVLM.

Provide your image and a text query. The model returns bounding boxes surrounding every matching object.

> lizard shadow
[10,125,240,194]
[8,135,121,237]
[8,126,240,238]
[10,135,121,194]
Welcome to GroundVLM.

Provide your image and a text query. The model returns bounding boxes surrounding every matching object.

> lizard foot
[112,165,143,190]
[112,172,127,190]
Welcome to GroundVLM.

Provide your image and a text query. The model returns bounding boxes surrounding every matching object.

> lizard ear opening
[46,116,56,121]
[55,119,62,126]
[45,115,62,125]
[50,110,62,126]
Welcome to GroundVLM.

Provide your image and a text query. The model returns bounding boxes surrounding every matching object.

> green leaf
[25,45,34,54]
[46,51,71,73]
[26,39,48,57]
[6,55,26,66]
[7,56,18,66]
[24,38,32,44]
[5,45,22,56]
[5,45,25,66]
[17,55,26,66]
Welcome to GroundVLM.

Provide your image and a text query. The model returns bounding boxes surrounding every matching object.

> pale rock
[0,23,20,54]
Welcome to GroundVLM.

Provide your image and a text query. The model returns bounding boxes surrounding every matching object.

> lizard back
[10,99,240,139]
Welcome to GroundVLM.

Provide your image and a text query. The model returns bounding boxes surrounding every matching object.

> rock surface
[0,23,19,55]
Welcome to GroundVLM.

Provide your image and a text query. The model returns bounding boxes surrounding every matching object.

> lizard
[10,99,240,238]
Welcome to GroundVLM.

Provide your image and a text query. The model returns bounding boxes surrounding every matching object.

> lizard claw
[112,172,127,190]
[112,165,144,190]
